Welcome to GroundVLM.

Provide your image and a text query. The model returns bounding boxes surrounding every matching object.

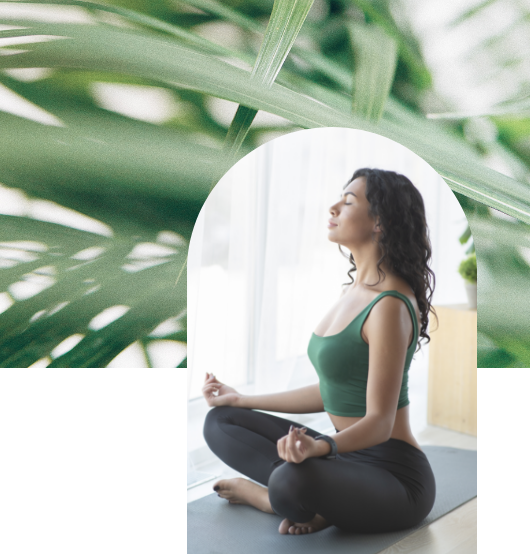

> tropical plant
[0,0,529,367]
[459,254,477,284]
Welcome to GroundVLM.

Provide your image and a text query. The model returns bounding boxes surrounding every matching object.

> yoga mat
[187,446,476,554]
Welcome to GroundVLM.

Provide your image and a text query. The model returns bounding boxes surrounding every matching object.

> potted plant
[459,253,477,309]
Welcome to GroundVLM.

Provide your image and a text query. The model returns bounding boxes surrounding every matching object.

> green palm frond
[223,0,314,160]
[0,0,529,367]
[349,21,397,121]
[2,19,529,221]
[0,215,186,367]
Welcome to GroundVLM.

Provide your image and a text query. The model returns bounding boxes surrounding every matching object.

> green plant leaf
[2,21,530,223]
[251,0,314,88]
[0,109,221,237]
[448,0,498,26]
[347,0,432,89]
[1,2,529,370]
[478,331,514,367]
[177,0,263,34]
[223,0,314,161]
[223,106,258,158]
[459,225,472,245]
[6,0,257,62]
[427,96,530,120]
[348,22,397,121]
[0,215,186,367]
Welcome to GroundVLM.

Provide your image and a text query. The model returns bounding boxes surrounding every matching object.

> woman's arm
[237,383,325,414]
[330,296,411,452]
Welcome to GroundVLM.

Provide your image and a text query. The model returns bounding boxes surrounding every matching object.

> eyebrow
[342,192,357,198]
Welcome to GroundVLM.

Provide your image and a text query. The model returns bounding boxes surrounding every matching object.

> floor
[188,423,477,553]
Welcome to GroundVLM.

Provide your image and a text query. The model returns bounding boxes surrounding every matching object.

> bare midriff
[328,404,422,452]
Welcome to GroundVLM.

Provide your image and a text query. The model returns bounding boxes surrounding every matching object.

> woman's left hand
[277,426,324,463]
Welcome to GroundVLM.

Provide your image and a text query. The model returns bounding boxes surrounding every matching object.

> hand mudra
[202,373,241,407]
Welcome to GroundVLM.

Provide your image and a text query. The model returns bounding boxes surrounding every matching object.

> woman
[202,168,437,536]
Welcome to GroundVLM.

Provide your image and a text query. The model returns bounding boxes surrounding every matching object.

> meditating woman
[202,168,437,535]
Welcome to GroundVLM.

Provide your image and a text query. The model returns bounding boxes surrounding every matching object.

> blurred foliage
[458,254,477,284]
[0,0,529,367]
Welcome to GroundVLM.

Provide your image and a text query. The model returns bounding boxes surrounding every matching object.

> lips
[328,219,338,227]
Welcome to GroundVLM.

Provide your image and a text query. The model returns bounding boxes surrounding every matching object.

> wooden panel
[428,305,477,436]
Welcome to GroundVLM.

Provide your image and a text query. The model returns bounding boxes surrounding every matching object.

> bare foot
[278,513,330,535]
[213,478,274,514]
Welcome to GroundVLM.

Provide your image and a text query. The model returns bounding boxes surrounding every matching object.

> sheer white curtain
[187,128,469,464]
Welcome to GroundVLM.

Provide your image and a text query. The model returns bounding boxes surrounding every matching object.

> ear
[373,217,382,233]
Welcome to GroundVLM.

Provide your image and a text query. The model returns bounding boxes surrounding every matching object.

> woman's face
[327,177,379,247]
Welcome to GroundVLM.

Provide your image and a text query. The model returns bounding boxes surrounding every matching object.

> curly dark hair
[341,168,437,348]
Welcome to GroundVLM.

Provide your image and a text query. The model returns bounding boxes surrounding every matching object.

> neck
[345,243,391,288]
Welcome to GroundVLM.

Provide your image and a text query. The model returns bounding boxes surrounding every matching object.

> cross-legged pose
[202,168,437,535]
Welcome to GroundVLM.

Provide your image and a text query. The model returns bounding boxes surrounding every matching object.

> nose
[329,202,339,216]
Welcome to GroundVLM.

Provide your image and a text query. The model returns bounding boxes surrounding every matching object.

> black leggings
[203,406,436,533]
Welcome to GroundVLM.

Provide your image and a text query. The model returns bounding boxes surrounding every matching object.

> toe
[278,518,292,534]
[213,479,224,492]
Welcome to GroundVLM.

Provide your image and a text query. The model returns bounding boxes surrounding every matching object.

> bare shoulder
[363,294,414,344]
[362,283,419,344]
[370,294,412,321]
[377,279,420,325]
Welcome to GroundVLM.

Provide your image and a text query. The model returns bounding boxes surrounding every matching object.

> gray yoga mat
[188,445,476,554]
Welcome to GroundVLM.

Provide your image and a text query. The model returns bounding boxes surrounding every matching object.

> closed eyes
[340,192,356,205]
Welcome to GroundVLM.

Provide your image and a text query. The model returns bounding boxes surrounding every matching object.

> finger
[288,430,300,462]
[280,437,287,460]
[279,436,288,460]
[287,426,297,451]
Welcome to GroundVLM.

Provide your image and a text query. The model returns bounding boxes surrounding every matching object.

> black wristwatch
[314,435,337,459]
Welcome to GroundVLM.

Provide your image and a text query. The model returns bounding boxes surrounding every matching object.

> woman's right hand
[202,373,242,408]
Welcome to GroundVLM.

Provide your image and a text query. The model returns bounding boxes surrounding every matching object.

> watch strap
[314,434,337,459]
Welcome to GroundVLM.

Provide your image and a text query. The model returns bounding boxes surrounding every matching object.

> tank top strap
[360,290,419,346]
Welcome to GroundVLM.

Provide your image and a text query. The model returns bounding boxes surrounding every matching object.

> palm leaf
[2,20,530,224]
[223,0,313,161]
[348,22,397,121]
[427,96,530,120]
[0,215,186,367]
[1,0,529,369]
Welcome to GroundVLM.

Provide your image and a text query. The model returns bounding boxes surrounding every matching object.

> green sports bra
[307,290,419,417]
